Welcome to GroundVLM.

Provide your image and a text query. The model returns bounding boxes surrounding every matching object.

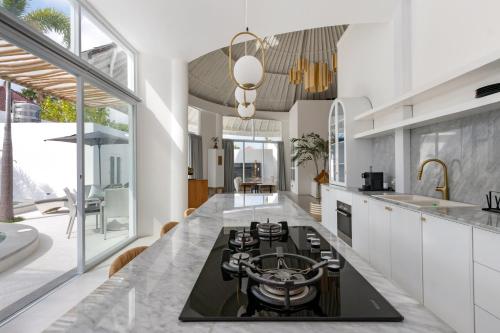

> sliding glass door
[82,83,135,265]
[232,141,278,184]
[0,2,138,322]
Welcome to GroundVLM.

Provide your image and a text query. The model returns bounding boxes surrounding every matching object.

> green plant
[291,132,329,177]
[0,0,70,222]
[1,0,71,46]
[4,216,24,223]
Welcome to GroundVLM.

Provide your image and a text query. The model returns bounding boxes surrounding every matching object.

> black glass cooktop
[179,225,404,322]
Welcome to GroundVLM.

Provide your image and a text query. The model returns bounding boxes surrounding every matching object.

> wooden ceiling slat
[0,38,124,108]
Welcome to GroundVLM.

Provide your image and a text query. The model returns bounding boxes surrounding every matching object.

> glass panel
[337,104,345,183]
[81,10,134,90]
[262,142,278,192]
[244,142,263,182]
[83,82,134,263]
[233,141,244,182]
[329,104,336,182]
[0,41,77,319]
[188,107,200,134]
[0,0,73,49]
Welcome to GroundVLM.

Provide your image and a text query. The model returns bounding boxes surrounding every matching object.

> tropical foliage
[0,0,70,221]
[1,0,71,47]
[291,132,329,177]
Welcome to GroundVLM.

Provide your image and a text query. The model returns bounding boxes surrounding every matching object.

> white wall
[411,0,500,88]
[136,54,188,237]
[289,100,331,195]
[337,22,396,108]
[0,122,128,202]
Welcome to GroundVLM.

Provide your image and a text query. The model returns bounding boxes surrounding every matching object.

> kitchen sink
[372,194,477,208]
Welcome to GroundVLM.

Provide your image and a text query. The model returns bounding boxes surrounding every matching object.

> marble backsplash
[410,108,500,205]
[371,134,395,183]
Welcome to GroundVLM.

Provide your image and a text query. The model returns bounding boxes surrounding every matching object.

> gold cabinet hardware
[385,206,393,212]
[421,217,427,222]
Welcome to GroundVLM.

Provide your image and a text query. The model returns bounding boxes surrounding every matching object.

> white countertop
[45,193,452,333]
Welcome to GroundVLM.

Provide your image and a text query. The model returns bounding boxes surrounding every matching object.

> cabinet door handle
[421,217,427,222]
[385,206,392,212]
[363,200,368,203]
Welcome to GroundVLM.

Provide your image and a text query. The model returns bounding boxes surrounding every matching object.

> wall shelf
[354,48,500,122]
[354,93,500,139]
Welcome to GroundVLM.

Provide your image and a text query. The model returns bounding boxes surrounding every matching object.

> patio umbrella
[45,131,128,185]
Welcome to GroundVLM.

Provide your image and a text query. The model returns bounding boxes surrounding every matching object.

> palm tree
[2,0,71,46]
[0,0,70,221]
[0,81,14,222]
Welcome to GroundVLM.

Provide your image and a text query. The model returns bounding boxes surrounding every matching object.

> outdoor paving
[0,210,129,312]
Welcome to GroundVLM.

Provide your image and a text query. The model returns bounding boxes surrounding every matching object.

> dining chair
[109,246,148,278]
[64,187,101,239]
[184,208,196,218]
[160,221,179,237]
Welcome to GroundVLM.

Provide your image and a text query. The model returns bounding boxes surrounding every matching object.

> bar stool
[184,208,196,218]
[160,221,179,237]
[108,246,148,277]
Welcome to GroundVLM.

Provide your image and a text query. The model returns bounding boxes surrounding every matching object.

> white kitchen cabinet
[422,214,474,333]
[473,227,500,272]
[390,207,423,303]
[320,186,337,235]
[352,194,370,261]
[368,200,391,278]
[474,262,500,320]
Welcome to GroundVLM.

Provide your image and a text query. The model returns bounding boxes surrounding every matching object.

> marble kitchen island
[46,193,452,332]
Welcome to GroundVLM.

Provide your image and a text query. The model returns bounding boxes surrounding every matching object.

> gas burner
[228,228,259,251]
[241,247,327,309]
[251,220,288,240]
[221,248,260,280]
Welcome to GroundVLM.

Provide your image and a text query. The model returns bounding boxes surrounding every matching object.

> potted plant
[291,133,329,199]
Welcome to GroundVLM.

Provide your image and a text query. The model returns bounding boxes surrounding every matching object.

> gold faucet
[417,158,449,200]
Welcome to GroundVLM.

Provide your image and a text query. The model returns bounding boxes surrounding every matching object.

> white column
[395,128,411,193]
[215,113,223,142]
[170,58,189,220]
[393,0,412,193]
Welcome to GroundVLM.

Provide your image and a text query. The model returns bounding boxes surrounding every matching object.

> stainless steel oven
[337,201,352,246]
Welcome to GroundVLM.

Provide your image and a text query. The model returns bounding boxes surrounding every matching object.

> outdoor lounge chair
[34,197,68,214]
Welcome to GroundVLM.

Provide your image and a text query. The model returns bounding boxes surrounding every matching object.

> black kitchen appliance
[179,220,403,322]
[360,170,384,191]
[336,201,352,246]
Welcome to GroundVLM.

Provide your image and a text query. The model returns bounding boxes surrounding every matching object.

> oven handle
[336,209,351,217]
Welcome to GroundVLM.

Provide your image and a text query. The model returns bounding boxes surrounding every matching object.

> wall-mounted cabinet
[328,98,372,188]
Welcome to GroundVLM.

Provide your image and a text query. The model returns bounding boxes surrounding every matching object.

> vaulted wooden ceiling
[189,25,347,112]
